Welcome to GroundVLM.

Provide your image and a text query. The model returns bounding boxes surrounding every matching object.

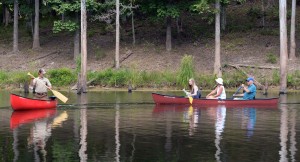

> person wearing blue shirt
[233,77,256,100]
[242,77,256,100]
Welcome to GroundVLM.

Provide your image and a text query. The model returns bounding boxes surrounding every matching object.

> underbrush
[2,68,300,90]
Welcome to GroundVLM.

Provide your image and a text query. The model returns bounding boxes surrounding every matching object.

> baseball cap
[246,77,254,82]
[39,68,46,74]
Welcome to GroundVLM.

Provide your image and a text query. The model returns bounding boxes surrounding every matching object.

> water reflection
[182,106,199,136]
[279,95,298,162]
[78,94,88,162]
[241,108,256,138]
[10,109,68,162]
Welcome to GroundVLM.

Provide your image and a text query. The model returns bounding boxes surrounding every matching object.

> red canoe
[10,93,58,111]
[10,109,57,129]
[152,93,279,107]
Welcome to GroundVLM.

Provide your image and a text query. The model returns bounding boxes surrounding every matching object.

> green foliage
[10,72,29,84]
[0,71,9,84]
[177,55,195,88]
[197,74,216,89]
[48,68,76,86]
[271,70,280,85]
[287,70,300,88]
[191,0,212,14]
[53,20,78,33]
[157,6,180,18]
[75,56,81,74]
[222,71,246,87]
[266,53,277,64]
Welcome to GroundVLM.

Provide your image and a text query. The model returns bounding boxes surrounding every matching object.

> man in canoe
[206,78,226,99]
[183,78,201,99]
[30,69,52,99]
[234,77,257,100]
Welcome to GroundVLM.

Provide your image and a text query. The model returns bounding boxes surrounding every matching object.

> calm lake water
[0,90,300,162]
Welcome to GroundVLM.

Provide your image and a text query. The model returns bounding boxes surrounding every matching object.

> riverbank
[1,69,300,94]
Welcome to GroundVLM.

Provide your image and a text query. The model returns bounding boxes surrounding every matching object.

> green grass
[1,68,300,89]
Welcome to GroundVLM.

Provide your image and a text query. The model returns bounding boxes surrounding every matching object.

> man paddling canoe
[30,69,52,99]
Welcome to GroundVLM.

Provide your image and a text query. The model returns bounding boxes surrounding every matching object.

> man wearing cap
[206,78,226,99]
[30,69,52,99]
[239,77,256,100]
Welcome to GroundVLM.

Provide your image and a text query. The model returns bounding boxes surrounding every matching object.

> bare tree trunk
[74,29,80,60]
[166,16,172,52]
[115,0,120,69]
[2,4,5,25]
[279,0,288,94]
[74,13,80,61]
[289,0,296,60]
[214,0,222,77]
[261,0,265,27]
[32,0,40,49]
[4,4,11,27]
[131,0,135,46]
[13,0,19,53]
[79,0,87,93]
[221,5,226,31]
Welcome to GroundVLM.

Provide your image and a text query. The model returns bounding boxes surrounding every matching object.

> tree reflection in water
[78,93,88,162]
[279,94,297,162]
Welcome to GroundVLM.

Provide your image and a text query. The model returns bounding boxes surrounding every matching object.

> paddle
[28,72,68,103]
[183,89,193,104]
[232,86,243,99]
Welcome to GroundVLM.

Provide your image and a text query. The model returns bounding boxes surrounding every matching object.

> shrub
[266,53,277,64]
[177,55,195,88]
[271,70,280,85]
[48,68,76,86]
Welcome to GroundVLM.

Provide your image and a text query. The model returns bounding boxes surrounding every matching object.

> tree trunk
[4,4,11,27]
[289,0,296,60]
[74,29,80,61]
[32,0,40,49]
[166,16,172,52]
[115,0,120,69]
[221,5,226,31]
[214,0,222,77]
[74,13,80,61]
[13,0,19,53]
[261,0,265,27]
[131,0,135,46]
[79,0,87,93]
[279,0,288,94]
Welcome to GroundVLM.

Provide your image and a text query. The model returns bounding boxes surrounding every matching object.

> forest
[0,0,299,92]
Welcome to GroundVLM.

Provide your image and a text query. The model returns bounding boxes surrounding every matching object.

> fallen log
[224,64,268,95]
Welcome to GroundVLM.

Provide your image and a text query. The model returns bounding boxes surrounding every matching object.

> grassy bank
[1,68,300,91]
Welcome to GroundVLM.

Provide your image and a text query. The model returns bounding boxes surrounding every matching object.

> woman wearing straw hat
[206,78,226,99]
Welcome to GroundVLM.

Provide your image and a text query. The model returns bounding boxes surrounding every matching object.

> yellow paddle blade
[27,72,35,78]
[51,89,68,103]
[189,97,193,104]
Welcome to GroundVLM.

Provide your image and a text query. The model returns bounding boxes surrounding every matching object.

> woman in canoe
[30,69,52,99]
[206,78,226,99]
[183,78,201,99]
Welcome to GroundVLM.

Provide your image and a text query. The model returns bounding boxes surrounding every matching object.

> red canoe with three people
[152,93,279,107]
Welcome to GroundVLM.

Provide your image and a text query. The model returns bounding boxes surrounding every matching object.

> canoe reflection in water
[153,104,266,162]
[10,110,68,161]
